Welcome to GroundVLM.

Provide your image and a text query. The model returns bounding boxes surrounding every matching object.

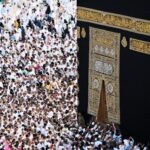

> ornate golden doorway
[88,27,120,123]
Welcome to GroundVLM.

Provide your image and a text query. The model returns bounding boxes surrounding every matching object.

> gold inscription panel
[88,27,120,123]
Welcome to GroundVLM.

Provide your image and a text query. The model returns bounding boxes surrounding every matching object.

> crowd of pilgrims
[0,0,150,150]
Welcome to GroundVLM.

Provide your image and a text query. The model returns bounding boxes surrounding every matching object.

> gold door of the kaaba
[88,27,120,123]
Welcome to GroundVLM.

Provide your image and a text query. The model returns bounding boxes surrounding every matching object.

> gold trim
[81,27,86,38]
[121,36,128,48]
[130,38,150,55]
[77,7,150,36]
[77,26,81,39]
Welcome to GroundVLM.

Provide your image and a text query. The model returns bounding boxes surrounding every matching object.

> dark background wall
[78,18,150,142]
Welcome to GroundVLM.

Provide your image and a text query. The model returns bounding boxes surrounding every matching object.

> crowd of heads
[0,0,78,149]
[0,0,150,150]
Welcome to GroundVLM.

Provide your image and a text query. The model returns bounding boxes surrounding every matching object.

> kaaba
[77,0,150,142]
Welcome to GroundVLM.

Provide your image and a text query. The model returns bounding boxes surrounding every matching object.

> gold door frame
[88,27,120,123]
